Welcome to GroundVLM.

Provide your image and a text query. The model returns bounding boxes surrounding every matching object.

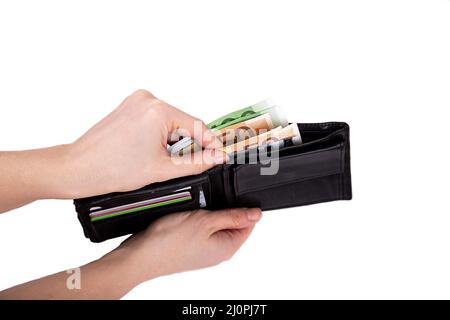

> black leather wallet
[74,122,352,242]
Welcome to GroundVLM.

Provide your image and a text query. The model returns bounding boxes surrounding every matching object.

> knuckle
[131,89,154,100]
[149,99,165,110]
[144,98,166,118]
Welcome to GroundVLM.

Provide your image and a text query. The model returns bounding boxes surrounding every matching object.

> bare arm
[0,89,224,213]
[0,208,261,299]
[0,146,71,213]
[0,249,140,299]
[0,90,261,299]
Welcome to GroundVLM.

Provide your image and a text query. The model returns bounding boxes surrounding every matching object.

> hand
[0,89,227,212]
[112,207,263,282]
[0,89,259,300]
[65,89,227,198]
[0,208,262,299]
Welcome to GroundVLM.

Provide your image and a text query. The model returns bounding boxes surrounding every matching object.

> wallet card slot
[90,174,210,221]
[89,190,194,222]
[77,174,210,212]
[91,186,199,224]
[234,143,344,196]
[84,177,211,241]
[75,173,211,241]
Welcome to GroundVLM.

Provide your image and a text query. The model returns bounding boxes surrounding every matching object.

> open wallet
[74,122,352,242]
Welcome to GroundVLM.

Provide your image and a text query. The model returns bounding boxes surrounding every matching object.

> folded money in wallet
[74,122,352,242]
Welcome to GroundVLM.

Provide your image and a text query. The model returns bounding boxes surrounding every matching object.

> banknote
[168,100,277,154]
[207,99,285,130]
[220,123,301,154]
[168,100,288,155]
[175,111,285,155]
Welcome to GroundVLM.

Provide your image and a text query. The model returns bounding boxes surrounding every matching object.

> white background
[1,0,449,299]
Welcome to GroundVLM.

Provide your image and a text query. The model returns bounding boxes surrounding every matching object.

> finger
[163,148,229,177]
[205,208,262,234]
[213,224,256,248]
[164,104,222,149]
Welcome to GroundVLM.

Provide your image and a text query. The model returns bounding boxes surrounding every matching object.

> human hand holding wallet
[0,91,266,299]
[0,91,352,299]
[74,98,352,242]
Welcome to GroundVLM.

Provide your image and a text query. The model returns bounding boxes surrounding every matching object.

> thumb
[206,208,262,234]
[165,148,229,177]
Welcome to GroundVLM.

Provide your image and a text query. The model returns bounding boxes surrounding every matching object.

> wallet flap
[234,143,343,195]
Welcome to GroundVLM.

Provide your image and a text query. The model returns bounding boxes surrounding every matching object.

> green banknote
[207,99,278,130]
[168,99,287,154]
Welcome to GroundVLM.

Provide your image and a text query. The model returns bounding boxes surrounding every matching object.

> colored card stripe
[90,191,191,217]
[89,193,190,219]
[91,195,192,222]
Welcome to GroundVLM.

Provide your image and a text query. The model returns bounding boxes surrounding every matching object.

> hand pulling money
[168,99,302,156]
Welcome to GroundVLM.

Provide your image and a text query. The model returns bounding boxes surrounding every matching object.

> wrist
[38,143,80,200]
[74,248,153,299]
[100,245,162,289]
[53,143,83,199]
[7,145,77,201]
[48,142,99,200]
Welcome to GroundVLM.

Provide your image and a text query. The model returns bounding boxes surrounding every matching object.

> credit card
[90,191,192,222]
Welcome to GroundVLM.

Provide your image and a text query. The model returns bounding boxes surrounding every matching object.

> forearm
[0,248,154,299]
[0,145,75,213]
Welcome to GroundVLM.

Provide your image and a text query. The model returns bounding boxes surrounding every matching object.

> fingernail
[247,209,262,221]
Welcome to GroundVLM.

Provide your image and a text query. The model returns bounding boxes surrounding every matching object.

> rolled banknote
[216,113,276,145]
[177,111,283,155]
[168,99,277,154]
[220,123,302,154]
[168,100,288,155]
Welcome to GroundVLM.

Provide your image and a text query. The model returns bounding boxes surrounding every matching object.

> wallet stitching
[233,144,342,175]
[86,175,209,206]
[298,122,348,130]
[235,170,343,196]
